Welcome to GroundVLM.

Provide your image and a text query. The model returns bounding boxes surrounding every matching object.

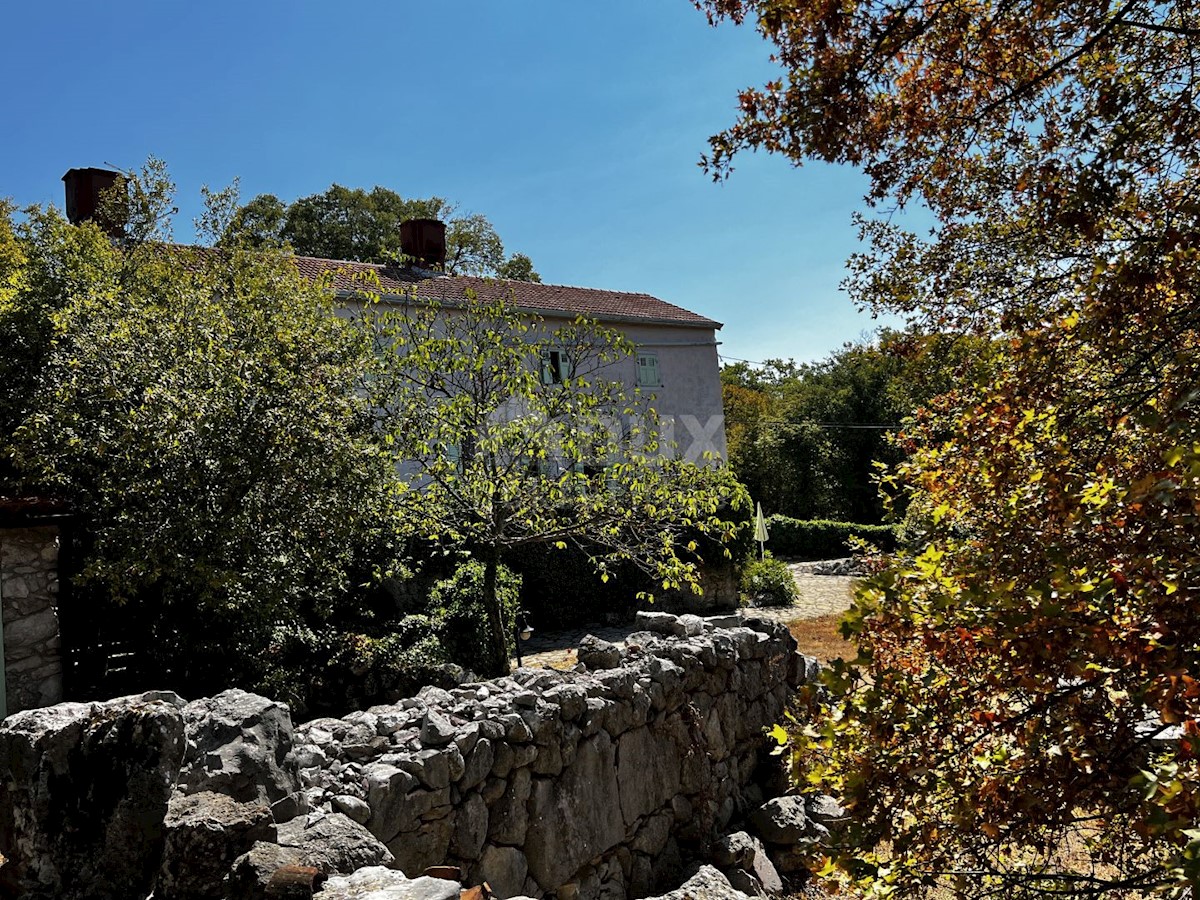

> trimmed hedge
[765,515,898,559]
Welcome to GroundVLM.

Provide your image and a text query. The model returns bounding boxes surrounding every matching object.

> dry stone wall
[0,526,64,715]
[0,610,815,900]
[292,611,812,898]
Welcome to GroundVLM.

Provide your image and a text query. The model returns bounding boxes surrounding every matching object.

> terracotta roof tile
[291,255,721,329]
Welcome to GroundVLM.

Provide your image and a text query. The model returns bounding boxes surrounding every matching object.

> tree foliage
[4,164,395,691]
[228,184,541,280]
[699,0,1200,894]
[722,330,986,523]
[360,290,747,675]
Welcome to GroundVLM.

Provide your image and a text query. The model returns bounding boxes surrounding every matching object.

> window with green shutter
[636,352,660,387]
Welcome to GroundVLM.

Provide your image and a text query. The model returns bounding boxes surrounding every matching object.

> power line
[760,421,902,431]
[719,353,771,366]
[813,423,901,430]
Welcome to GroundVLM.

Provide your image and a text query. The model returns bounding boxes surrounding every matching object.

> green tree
[6,165,394,692]
[720,380,769,467]
[699,0,1200,894]
[721,331,980,523]
[496,252,541,283]
[360,290,747,675]
[223,192,287,249]
[231,184,540,280]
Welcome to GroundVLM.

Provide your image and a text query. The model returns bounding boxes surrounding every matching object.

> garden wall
[0,610,815,900]
[294,611,811,897]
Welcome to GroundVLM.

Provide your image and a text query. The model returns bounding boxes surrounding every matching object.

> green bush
[429,560,522,667]
[740,554,800,607]
[256,616,454,719]
[765,515,898,559]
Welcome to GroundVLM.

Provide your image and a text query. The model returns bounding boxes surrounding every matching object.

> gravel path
[515,563,858,670]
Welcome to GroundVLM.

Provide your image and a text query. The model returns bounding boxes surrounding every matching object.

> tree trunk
[482,546,508,677]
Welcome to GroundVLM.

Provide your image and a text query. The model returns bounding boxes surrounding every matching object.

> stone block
[616,726,682,827]
[277,811,394,874]
[228,841,302,900]
[0,693,186,900]
[155,791,275,900]
[488,766,531,845]
[389,813,454,876]
[578,635,622,670]
[178,689,298,805]
[749,796,810,845]
[450,791,489,860]
[478,845,530,900]
[319,867,461,900]
[460,737,494,790]
[524,733,624,889]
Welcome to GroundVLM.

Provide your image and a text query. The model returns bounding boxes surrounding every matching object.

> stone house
[295,247,728,464]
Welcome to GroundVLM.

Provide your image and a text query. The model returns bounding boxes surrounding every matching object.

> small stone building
[0,498,68,718]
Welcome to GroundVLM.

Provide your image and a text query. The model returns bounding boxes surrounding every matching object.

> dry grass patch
[787,613,855,664]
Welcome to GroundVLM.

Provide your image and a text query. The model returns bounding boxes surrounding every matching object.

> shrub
[255,617,454,719]
[429,560,522,667]
[740,553,799,607]
[765,515,898,559]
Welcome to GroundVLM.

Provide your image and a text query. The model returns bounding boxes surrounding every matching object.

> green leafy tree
[6,165,394,691]
[720,331,981,523]
[361,290,747,675]
[230,184,540,280]
[223,192,287,249]
[720,380,770,468]
[496,252,541,284]
[699,0,1200,894]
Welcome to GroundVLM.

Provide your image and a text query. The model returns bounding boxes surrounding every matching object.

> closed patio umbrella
[753,502,769,560]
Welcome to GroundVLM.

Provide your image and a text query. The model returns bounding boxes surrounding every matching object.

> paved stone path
[515,563,858,670]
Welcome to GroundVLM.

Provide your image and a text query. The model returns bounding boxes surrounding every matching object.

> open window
[540,349,568,384]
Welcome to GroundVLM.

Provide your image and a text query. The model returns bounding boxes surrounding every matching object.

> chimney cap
[61,166,122,182]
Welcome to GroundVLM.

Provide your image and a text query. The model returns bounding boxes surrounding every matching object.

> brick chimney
[399,218,447,270]
[62,168,126,237]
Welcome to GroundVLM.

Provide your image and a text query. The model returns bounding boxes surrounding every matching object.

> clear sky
[2,1,898,365]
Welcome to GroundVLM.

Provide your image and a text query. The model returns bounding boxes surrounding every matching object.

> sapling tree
[359,289,747,675]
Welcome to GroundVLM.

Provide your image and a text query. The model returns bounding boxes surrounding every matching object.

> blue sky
[3,1,898,364]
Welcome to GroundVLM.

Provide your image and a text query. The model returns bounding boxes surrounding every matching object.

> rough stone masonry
[0,525,63,714]
[0,610,817,900]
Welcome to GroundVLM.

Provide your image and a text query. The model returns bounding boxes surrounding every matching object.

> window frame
[635,350,661,388]
[540,348,571,385]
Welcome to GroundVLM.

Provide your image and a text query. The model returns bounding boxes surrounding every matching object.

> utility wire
[759,421,902,431]
[719,353,771,366]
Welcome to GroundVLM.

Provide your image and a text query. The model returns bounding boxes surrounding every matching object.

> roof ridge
[294,255,666,300]
[291,253,721,328]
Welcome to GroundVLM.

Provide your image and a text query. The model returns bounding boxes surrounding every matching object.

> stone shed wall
[293,612,813,898]
[0,526,63,716]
